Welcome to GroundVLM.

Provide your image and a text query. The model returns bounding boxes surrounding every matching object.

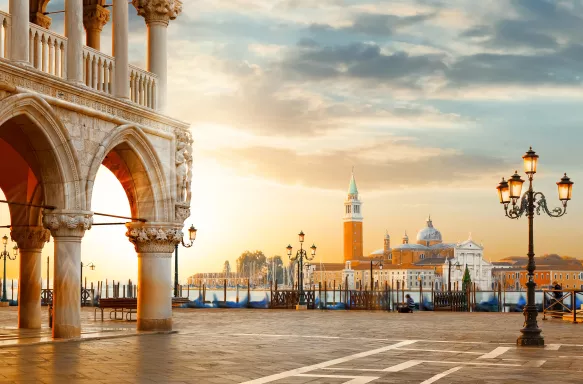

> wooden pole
[247,279,250,308]
[224,279,227,303]
[420,279,423,311]
[11,279,13,301]
[333,279,336,305]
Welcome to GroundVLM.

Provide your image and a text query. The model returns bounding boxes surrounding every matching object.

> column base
[53,324,81,339]
[138,318,172,332]
[296,304,308,311]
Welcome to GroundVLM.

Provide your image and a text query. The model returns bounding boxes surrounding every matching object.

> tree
[236,250,267,278]
[462,265,472,292]
[223,260,231,277]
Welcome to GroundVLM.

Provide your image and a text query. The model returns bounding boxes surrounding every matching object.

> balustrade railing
[129,65,157,109]
[29,23,67,78]
[83,46,114,94]
[0,11,10,59]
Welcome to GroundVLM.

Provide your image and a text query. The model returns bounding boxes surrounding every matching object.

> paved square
[1,308,583,383]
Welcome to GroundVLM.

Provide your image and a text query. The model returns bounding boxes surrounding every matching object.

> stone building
[0,0,191,338]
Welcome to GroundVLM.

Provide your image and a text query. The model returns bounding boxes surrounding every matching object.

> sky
[3,0,583,283]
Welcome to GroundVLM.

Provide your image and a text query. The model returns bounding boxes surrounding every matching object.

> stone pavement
[0,307,583,383]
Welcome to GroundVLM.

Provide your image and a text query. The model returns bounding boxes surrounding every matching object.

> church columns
[10,226,50,329]
[132,0,183,112]
[8,0,29,63]
[83,1,110,50]
[43,211,92,339]
[65,0,84,83]
[113,0,130,99]
[126,222,182,331]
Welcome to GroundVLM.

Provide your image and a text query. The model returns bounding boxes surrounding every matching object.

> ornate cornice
[83,4,111,32]
[132,0,183,26]
[43,211,93,238]
[125,223,183,254]
[10,226,51,250]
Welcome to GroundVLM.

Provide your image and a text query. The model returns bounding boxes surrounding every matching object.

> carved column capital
[125,222,183,254]
[31,12,52,29]
[43,210,93,238]
[132,0,183,26]
[10,226,51,250]
[83,4,111,32]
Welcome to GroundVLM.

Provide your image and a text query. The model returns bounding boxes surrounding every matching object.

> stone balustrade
[129,64,158,109]
[29,23,67,78]
[0,11,10,59]
[83,46,114,94]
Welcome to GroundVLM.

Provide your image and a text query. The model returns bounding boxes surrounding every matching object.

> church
[311,171,494,291]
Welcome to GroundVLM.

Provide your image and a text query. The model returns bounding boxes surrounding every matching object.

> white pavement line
[478,346,511,359]
[397,348,483,355]
[546,344,561,351]
[420,366,463,384]
[298,374,379,384]
[421,360,521,367]
[239,340,417,384]
[522,360,546,368]
[383,360,423,372]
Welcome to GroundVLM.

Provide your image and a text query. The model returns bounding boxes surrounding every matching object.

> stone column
[8,0,29,63]
[113,0,130,99]
[65,0,84,83]
[126,223,182,331]
[83,2,110,50]
[43,211,92,339]
[132,0,183,112]
[10,227,50,329]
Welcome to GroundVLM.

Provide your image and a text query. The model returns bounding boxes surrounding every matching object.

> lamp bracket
[504,191,567,219]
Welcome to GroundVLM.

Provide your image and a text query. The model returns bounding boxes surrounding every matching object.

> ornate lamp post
[80,261,95,289]
[447,257,461,293]
[496,147,573,347]
[0,235,18,302]
[286,231,316,308]
[370,257,383,291]
[174,224,197,297]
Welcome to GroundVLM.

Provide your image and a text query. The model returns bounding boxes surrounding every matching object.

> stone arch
[0,93,81,213]
[86,124,170,222]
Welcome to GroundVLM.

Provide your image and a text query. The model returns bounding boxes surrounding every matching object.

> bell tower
[343,170,363,263]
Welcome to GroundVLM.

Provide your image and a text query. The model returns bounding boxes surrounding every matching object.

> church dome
[416,216,442,244]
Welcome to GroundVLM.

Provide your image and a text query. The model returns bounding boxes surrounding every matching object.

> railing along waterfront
[28,23,67,78]
[83,46,114,94]
[0,11,10,59]
[542,289,583,323]
[129,64,157,109]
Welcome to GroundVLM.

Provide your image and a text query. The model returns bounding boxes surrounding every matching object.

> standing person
[553,281,563,312]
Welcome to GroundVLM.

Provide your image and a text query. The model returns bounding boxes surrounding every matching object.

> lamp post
[447,257,461,293]
[286,230,316,308]
[174,224,197,298]
[370,257,383,291]
[496,147,573,347]
[80,262,95,289]
[0,235,18,302]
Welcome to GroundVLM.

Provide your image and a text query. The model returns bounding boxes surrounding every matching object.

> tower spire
[348,169,358,196]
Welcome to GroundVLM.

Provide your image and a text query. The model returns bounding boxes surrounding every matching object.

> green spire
[348,169,358,195]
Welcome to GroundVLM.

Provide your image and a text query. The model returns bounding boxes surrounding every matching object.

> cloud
[205,141,506,191]
[314,12,437,37]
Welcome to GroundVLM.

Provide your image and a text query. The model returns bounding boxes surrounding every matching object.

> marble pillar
[65,0,84,83]
[11,227,50,329]
[8,0,29,63]
[43,211,92,339]
[132,0,183,112]
[83,4,110,50]
[126,223,182,331]
[113,0,130,99]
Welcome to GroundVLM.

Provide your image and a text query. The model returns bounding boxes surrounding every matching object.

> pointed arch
[0,93,81,211]
[86,124,170,222]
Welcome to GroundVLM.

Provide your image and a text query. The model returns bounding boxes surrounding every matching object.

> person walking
[552,281,563,313]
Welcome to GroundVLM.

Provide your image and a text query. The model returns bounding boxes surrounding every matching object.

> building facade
[0,0,191,339]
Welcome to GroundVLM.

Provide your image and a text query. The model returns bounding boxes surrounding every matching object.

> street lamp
[0,235,18,302]
[286,230,316,308]
[496,147,573,347]
[447,257,461,293]
[370,256,383,291]
[174,224,197,298]
[80,261,95,289]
